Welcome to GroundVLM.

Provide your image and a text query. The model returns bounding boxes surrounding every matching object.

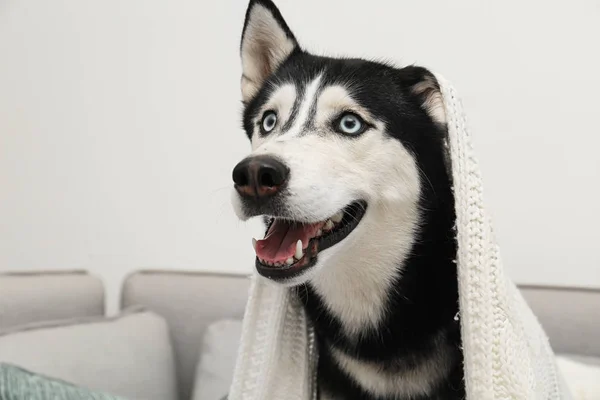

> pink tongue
[255,220,324,263]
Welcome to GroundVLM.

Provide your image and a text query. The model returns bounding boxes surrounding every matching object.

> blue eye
[261,111,278,133]
[337,113,364,135]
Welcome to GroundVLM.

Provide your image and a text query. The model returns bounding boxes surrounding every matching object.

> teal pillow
[0,363,127,400]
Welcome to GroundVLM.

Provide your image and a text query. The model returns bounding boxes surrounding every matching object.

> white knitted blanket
[228,76,572,400]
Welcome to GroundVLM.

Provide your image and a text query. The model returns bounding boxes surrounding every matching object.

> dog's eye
[336,113,365,135]
[261,111,278,133]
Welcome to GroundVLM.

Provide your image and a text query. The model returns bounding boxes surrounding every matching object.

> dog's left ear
[400,67,447,126]
[240,0,299,103]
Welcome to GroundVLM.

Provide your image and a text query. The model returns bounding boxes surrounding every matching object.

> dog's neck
[297,170,461,398]
[306,200,420,337]
[299,159,459,354]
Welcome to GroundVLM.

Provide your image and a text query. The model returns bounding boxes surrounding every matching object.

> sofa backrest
[122,270,600,400]
[0,271,104,330]
[520,285,600,358]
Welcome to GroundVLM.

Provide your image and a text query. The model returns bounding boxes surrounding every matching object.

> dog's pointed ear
[240,0,299,103]
[400,66,447,126]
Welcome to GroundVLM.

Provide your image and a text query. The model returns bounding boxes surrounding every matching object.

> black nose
[232,155,289,199]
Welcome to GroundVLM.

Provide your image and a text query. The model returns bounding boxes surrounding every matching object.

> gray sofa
[1,270,599,400]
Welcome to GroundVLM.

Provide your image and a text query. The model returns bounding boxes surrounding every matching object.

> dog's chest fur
[297,269,464,400]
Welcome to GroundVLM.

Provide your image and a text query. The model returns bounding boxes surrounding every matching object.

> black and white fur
[232,1,464,399]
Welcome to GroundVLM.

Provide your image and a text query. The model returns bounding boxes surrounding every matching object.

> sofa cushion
[0,363,127,400]
[121,270,250,400]
[0,271,104,330]
[192,319,242,400]
[0,308,177,400]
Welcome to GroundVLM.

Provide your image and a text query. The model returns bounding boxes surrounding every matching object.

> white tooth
[332,211,343,223]
[286,257,294,265]
[295,240,303,259]
[317,229,323,237]
[324,220,334,231]
[252,238,257,250]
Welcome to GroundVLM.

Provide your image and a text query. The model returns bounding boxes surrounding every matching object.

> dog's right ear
[240,0,299,103]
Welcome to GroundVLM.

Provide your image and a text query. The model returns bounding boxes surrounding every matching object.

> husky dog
[231,1,464,399]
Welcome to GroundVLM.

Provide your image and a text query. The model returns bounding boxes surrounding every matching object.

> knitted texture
[437,75,568,400]
[228,279,317,400]
[228,77,571,400]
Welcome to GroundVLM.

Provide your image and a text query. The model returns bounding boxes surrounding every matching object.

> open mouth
[253,200,368,281]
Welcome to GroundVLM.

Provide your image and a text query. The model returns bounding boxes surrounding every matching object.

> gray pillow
[0,363,127,400]
[0,308,178,400]
[192,319,242,400]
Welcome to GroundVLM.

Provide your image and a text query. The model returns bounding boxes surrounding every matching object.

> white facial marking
[330,332,454,398]
[252,83,296,149]
[314,85,371,126]
[280,74,323,139]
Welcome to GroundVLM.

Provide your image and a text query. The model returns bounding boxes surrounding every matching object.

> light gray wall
[1,0,598,311]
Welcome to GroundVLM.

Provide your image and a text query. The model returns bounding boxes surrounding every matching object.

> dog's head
[232,0,449,285]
